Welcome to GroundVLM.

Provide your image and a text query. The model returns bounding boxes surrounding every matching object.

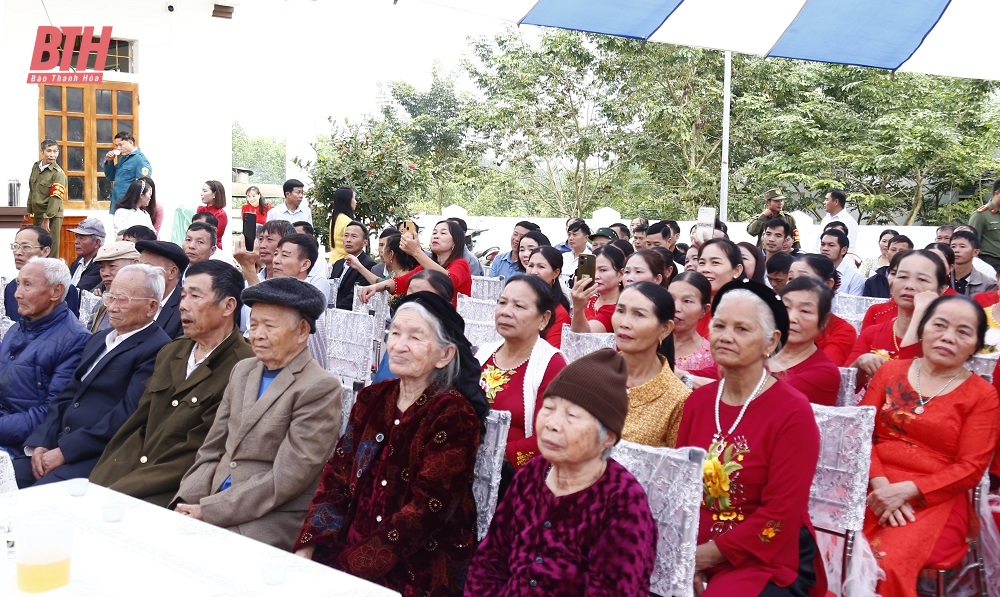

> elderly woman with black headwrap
[676,279,827,597]
[293,292,487,596]
[465,349,657,595]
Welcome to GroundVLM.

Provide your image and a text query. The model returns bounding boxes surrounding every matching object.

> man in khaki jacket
[27,140,67,256]
[171,277,341,550]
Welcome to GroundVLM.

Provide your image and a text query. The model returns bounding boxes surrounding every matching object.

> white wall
[1,0,236,279]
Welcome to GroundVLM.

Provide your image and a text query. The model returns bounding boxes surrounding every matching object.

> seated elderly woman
[768,277,841,406]
[294,292,487,596]
[612,281,692,446]
[677,279,826,597]
[477,275,566,470]
[465,349,657,595]
[786,254,856,366]
[859,295,999,596]
[171,278,341,550]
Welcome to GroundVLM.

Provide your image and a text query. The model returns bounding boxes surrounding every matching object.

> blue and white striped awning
[430,0,1000,81]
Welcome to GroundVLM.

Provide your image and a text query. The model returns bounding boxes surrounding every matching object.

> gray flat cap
[241,277,326,334]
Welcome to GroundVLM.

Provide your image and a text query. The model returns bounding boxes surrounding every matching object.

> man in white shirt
[266,179,312,226]
[817,189,858,252]
[819,229,865,295]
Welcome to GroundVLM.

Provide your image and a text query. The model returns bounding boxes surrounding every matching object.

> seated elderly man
[171,277,341,550]
[0,258,91,457]
[465,349,657,595]
[89,261,255,506]
[14,264,172,487]
[88,240,141,332]
[136,240,189,338]
[5,226,82,319]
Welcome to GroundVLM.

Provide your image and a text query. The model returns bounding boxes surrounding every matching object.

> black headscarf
[396,291,489,423]
[711,278,790,347]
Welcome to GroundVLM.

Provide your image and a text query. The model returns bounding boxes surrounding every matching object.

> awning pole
[720,50,732,222]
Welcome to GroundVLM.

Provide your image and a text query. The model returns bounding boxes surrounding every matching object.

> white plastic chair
[837,367,860,407]
[471,276,504,301]
[0,451,17,494]
[560,324,616,363]
[457,295,497,323]
[832,294,889,318]
[465,320,502,349]
[966,353,999,383]
[612,441,705,597]
[473,409,512,541]
[353,285,391,329]
[78,290,101,329]
[325,307,376,391]
[809,404,877,597]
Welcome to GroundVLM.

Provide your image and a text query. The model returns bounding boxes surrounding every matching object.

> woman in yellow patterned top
[612,282,692,447]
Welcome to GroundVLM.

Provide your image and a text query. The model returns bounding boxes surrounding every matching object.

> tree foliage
[231,122,286,184]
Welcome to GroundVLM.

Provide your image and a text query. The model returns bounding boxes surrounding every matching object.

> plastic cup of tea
[101,502,124,523]
[65,478,88,497]
[112,149,121,156]
[15,511,73,593]
[260,557,287,585]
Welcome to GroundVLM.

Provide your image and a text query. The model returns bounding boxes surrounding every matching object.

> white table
[0,481,399,597]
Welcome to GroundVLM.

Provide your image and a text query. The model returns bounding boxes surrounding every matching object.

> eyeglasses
[102,292,158,306]
[10,243,43,252]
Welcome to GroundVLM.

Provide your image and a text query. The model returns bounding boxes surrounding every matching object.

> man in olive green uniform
[89,261,255,507]
[27,140,67,257]
[746,188,800,251]
[969,179,1000,274]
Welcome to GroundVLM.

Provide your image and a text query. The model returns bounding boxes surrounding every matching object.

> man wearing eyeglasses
[87,241,141,333]
[4,226,82,320]
[0,257,90,460]
[13,264,172,487]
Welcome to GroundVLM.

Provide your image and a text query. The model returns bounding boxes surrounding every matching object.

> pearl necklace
[713,369,769,453]
[913,361,962,415]
[491,346,531,373]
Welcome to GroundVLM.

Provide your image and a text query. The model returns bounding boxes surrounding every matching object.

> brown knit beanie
[543,348,629,441]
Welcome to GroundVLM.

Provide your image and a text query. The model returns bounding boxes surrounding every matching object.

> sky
[230,0,517,145]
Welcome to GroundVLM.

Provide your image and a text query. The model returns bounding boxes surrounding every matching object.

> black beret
[135,240,189,272]
[241,277,326,334]
[711,278,790,347]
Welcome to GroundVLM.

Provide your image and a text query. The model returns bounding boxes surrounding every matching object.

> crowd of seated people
[5,181,1000,597]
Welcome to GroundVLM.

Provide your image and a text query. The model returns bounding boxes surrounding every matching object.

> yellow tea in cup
[17,558,71,593]
[15,511,73,592]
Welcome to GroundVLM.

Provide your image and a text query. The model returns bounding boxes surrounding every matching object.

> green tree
[295,118,426,247]
[231,122,286,184]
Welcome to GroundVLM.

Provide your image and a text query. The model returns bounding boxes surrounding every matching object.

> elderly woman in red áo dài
[677,279,827,597]
[293,292,487,596]
[848,250,950,387]
[785,254,856,367]
[859,295,999,597]
[769,277,841,406]
[465,349,657,596]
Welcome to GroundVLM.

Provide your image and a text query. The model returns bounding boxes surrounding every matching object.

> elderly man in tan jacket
[171,276,341,550]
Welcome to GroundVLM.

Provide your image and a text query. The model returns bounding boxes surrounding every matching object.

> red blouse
[816,314,857,366]
[676,380,826,596]
[545,304,571,348]
[393,258,472,306]
[196,204,228,249]
[584,295,614,333]
[846,319,922,365]
[770,348,840,406]
[240,201,269,225]
[697,305,712,339]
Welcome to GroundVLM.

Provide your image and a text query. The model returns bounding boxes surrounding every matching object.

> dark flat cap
[136,240,189,272]
[241,277,326,333]
[712,278,789,347]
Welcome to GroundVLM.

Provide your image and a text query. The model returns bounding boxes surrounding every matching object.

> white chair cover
[837,367,860,407]
[810,404,879,597]
[966,353,999,383]
[465,320,502,350]
[0,451,16,494]
[560,324,616,363]
[0,277,6,316]
[832,294,889,318]
[840,314,865,334]
[353,285,391,329]
[79,290,101,328]
[457,295,498,323]
[325,308,375,385]
[611,441,705,597]
[473,409,512,541]
[0,317,15,340]
[471,276,504,301]
[978,478,1000,597]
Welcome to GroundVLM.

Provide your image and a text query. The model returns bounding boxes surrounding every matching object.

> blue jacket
[0,302,91,454]
[104,148,152,213]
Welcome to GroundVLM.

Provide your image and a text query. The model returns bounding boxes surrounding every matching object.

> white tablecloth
[0,481,399,596]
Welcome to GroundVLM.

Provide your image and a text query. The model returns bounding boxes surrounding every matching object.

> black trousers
[758,526,819,597]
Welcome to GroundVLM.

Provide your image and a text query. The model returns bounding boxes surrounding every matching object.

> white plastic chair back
[325,308,375,384]
[966,353,999,383]
[0,451,16,494]
[832,294,889,318]
[465,320,502,350]
[79,290,101,329]
[840,314,864,334]
[457,295,497,323]
[471,276,504,301]
[473,409,512,540]
[0,317,15,340]
[353,285,391,329]
[560,324,616,363]
[337,380,364,439]
[612,441,705,597]
[810,404,877,596]
[837,367,860,407]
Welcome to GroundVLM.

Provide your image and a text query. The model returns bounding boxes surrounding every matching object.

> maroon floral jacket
[294,378,481,596]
